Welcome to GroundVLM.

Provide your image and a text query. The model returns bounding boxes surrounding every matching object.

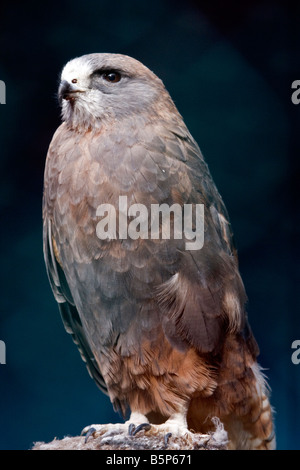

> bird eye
[103,71,121,83]
[71,78,77,84]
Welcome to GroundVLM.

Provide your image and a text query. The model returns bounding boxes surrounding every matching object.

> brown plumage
[43,53,275,449]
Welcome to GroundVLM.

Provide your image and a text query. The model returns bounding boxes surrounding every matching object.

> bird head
[58,53,175,131]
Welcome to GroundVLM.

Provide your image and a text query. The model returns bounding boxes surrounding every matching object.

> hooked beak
[58,80,84,104]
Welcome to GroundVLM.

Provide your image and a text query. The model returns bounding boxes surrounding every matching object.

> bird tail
[237,363,276,450]
[187,340,276,450]
[219,362,276,450]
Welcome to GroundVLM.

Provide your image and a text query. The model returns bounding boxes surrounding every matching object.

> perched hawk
[43,53,275,450]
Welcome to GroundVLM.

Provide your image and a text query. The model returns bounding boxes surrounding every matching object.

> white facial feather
[60,57,106,129]
[61,57,93,90]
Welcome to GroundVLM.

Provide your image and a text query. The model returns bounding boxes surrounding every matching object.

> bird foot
[147,421,198,445]
[81,412,150,443]
[131,420,211,449]
[81,419,215,449]
[81,413,213,449]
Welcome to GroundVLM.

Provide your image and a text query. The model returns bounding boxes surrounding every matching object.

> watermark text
[96,196,204,251]
[291,80,300,105]
[0,340,6,364]
[291,340,300,364]
[0,80,5,104]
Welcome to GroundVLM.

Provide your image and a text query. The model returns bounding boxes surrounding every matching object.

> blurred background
[0,0,299,450]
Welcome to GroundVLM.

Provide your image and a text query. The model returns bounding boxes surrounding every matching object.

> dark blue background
[0,0,299,450]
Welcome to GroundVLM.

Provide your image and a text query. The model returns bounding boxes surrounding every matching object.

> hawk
[43,53,275,450]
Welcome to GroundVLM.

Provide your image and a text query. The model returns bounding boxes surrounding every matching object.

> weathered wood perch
[32,418,228,450]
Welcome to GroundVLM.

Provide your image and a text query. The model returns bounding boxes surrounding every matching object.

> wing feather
[152,124,249,353]
[43,216,108,394]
